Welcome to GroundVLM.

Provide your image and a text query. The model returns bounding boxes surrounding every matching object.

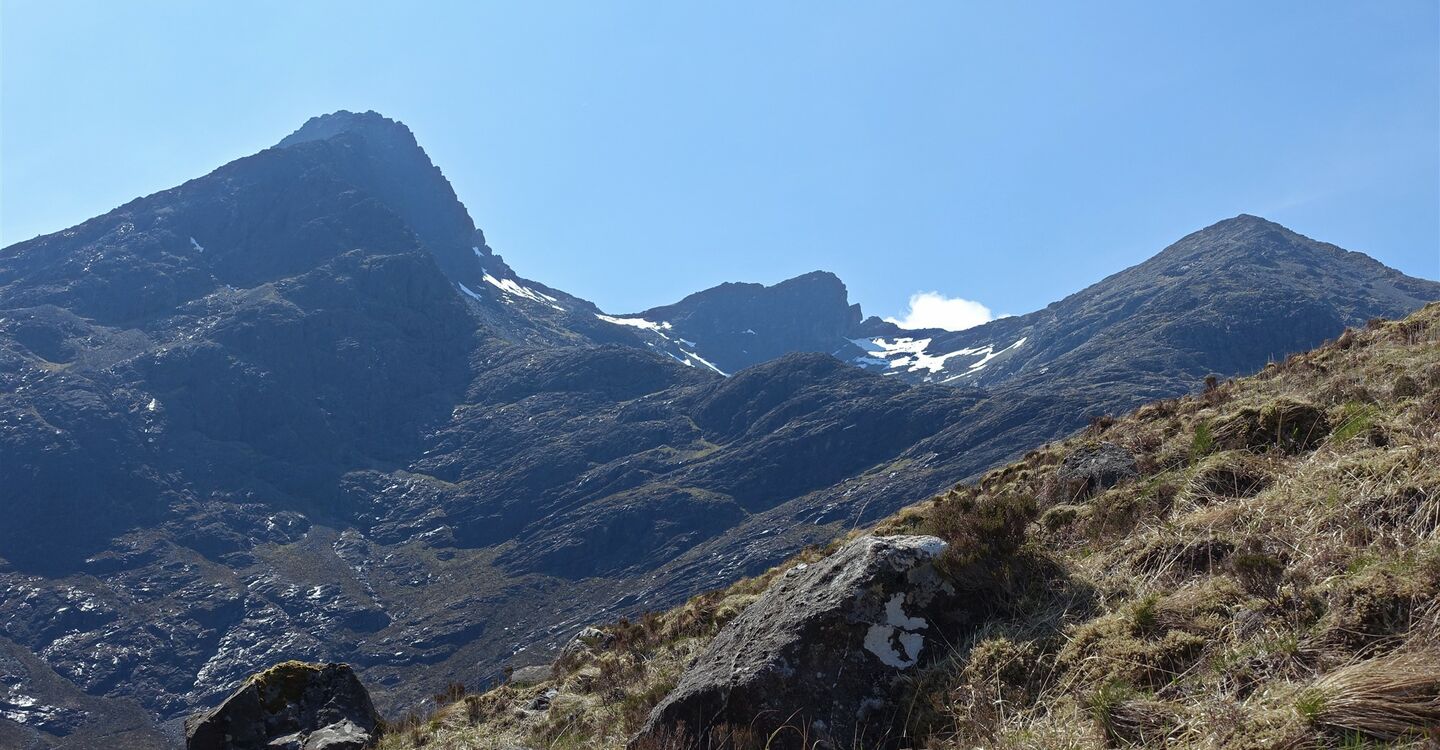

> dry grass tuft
[1306,650,1440,741]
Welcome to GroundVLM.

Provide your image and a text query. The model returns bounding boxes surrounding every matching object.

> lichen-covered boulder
[633,535,968,750]
[185,661,381,750]
[1054,441,1138,499]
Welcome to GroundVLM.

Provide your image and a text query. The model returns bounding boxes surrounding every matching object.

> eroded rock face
[184,661,380,750]
[634,535,967,750]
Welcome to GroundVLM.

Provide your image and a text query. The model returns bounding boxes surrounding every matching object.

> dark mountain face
[599,271,862,374]
[1,111,1435,748]
[843,214,1440,394]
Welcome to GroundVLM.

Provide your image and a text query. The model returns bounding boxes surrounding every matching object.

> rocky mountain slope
[382,304,1440,750]
[0,110,1435,748]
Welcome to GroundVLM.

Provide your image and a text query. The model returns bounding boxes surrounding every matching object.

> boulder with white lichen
[632,534,971,750]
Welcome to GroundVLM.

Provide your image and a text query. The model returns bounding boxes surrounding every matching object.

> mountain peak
[271,110,486,284]
[1199,212,1306,240]
[276,110,418,150]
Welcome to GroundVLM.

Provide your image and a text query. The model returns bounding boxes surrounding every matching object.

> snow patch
[481,271,564,310]
[850,337,976,374]
[853,335,1028,378]
[595,314,673,332]
[942,337,1028,382]
[595,314,726,376]
[678,348,727,376]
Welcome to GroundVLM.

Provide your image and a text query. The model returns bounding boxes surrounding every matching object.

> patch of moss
[249,660,322,714]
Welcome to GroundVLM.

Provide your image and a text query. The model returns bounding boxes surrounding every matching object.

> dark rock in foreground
[1055,441,1138,499]
[634,535,966,750]
[185,661,380,750]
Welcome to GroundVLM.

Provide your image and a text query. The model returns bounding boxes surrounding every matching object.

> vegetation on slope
[381,304,1440,749]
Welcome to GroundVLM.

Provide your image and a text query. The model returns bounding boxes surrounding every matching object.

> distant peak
[276,110,418,150]
[780,270,845,287]
[1205,213,1286,232]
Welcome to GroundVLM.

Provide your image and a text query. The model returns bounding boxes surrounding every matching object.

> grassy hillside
[380,303,1440,749]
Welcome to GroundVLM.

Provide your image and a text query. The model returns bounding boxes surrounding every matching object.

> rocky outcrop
[185,662,381,750]
[634,535,967,750]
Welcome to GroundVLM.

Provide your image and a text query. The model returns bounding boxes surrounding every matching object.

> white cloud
[885,291,994,331]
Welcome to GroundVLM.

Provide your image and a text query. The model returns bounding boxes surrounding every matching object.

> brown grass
[1306,650,1440,741]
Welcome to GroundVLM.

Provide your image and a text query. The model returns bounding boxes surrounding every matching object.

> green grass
[1294,688,1327,723]
[1189,421,1215,460]
[1330,401,1378,443]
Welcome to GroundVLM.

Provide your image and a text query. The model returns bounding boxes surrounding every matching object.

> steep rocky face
[272,111,658,351]
[599,271,862,374]
[276,111,483,287]
[0,136,479,572]
[0,111,1435,749]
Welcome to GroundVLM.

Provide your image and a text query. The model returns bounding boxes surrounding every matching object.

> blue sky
[3,2,1437,326]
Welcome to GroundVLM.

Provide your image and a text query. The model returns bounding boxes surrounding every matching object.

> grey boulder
[634,534,967,750]
[1055,441,1138,498]
[184,661,381,750]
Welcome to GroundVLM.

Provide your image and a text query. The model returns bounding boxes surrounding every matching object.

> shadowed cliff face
[0,111,1435,748]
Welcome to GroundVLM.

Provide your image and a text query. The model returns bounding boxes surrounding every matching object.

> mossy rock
[1058,615,1208,690]
[962,636,1041,701]
[1040,503,1085,531]
[185,661,381,750]
[1212,400,1330,454]
[250,660,319,713]
[1188,451,1271,499]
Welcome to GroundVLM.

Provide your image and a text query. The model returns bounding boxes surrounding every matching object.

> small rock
[558,626,614,661]
[527,688,559,712]
[508,664,551,686]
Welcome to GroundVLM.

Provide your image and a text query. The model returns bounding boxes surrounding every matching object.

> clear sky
[3,2,1437,327]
